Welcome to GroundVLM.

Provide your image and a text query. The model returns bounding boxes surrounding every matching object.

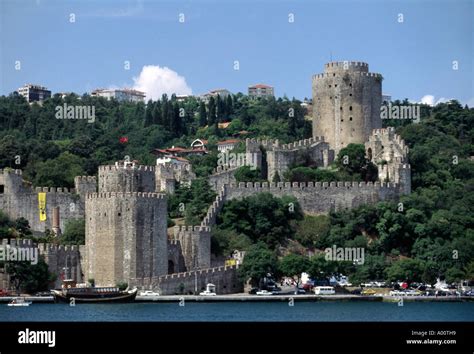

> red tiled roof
[250,84,272,89]
[217,139,240,145]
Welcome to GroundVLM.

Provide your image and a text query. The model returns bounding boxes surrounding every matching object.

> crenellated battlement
[173,225,211,234]
[0,239,81,253]
[211,164,240,175]
[279,136,325,150]
[86,192,166,199]
[98,164,156,172]
[34,186,76,193]
[313,71,383,80]
[37,243,80,253]
[226,180,399,190]
[158,265,238,281]
[245,138,281,150]
[156,162,192,173]
[1,238,34,248]
[325,61,369,69]
[74,176,97,183]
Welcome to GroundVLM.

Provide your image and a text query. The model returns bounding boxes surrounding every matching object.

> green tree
[6,257,53,294]
[60,219,85,245]
[198,101,207,127]
[278,254,311,287]
[208,97,217,125]
[238,243,278,286]
[234,166,264,182]
[385,258,424,283]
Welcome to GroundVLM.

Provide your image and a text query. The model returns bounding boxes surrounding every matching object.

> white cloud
[419,95,451,106]
[420,95,435,106]
[132,65,192,101]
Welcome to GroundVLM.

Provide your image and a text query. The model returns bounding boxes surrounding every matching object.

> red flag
[119,136,128,144]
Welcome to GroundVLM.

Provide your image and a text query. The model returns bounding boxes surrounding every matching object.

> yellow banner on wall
[38,192,47,221]
[225,259,237,267]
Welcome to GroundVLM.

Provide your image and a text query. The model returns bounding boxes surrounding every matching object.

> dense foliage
[0,93,309,186]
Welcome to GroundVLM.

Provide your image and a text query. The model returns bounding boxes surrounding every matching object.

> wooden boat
[51,287,137,303]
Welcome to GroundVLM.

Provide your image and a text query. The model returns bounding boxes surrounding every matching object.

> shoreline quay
[1,294,472,303]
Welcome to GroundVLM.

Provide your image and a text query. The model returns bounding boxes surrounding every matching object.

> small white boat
[7,297,32,307]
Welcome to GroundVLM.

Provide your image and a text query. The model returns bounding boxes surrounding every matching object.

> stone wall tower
[85,162,168,287]
[312,61,382,154]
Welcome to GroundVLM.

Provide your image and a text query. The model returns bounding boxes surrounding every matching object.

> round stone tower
[312,61,382,154]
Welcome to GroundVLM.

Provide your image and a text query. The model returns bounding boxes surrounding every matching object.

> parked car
[34,291,52,297]
[361,288,376,295]
[199,290,217,296]
[314,286,335,295]
[139,290,160,296]
[350,288,362,295]
[256,290,271,295]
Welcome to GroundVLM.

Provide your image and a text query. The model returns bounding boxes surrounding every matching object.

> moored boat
[52,287,137,303]
[8,297,32,306]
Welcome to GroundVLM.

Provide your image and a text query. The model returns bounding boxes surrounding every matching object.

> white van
[314,286,335,295]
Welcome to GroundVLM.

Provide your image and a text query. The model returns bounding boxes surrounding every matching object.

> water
[1,301,473,322]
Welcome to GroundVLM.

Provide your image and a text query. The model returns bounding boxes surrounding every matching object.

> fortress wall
[0,239,82,289]
[0,169,85,232]
[85,192,168,287]
[224,181,400,215]
[365,127,411,194]
[167,240,186,274]
[208,165,238,191]
[173,225,211,271]
[130,265,243,295]
[98,165,156,193]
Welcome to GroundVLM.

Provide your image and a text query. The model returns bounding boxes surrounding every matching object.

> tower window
[350,117,353,121]
[330,96,332,99]
[329,85,331,88]
[349,83,352,87]
[0,185,4,194]
[340,107,343,110]
[333,73,336,77]
[335,84,338,87]
[341,119,344,122]
[349,106,353,111]
[118,213,121,217]
[349,93,352,96]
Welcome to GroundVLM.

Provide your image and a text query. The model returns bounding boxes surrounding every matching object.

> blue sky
[1,0,473,105]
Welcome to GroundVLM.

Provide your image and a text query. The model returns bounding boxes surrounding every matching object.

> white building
[217,139,240,152]
[248,84,274,98]
[17,84,51,103]
[200,89,231,103]
[91,88,146,103]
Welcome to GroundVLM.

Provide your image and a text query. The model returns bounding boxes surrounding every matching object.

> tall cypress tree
[145,99,153,127]
[208,96,217,125]
[198,101,207,127]
[226,95,233,116]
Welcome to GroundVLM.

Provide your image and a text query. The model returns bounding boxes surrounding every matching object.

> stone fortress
[0,61,410,295]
